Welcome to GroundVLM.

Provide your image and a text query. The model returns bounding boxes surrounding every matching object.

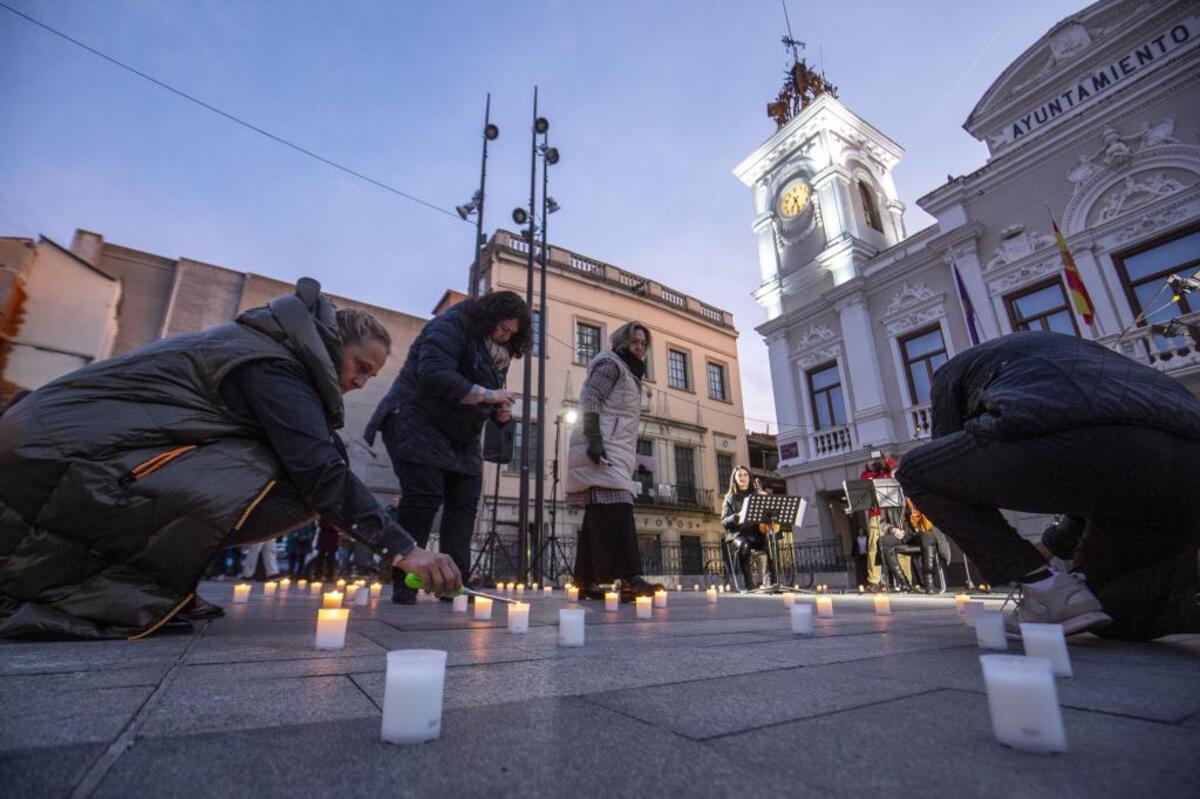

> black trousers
[573,502,642,585]
[392,460,482,581]
[286,553,307,577]
[730,525,776,587]
[897,424,1200,595]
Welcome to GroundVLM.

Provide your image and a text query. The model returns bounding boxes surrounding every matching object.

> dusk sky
[0,0,1088,431]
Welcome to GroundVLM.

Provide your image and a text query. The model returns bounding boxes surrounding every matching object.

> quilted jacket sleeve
[416,313,476,403]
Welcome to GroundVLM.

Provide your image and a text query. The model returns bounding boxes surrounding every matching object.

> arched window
[858,180,883,233]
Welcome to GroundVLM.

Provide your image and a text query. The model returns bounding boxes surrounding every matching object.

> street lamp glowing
[564,409,578,425]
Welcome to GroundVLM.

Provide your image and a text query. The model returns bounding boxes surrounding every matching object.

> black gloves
[583,412,607,464]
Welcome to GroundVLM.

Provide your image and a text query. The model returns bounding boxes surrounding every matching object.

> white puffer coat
[565,350,642,495]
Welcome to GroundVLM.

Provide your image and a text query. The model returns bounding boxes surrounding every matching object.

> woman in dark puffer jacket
[366,291,529,603]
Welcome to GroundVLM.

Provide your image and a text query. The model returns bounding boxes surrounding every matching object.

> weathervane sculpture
[766,15,838,129]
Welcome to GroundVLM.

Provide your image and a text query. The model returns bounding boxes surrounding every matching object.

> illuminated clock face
[779,181,812,218]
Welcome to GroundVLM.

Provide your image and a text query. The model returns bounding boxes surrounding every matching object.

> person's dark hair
[462,290,532,358]
[725,464,752,500]
[337,308,392,354]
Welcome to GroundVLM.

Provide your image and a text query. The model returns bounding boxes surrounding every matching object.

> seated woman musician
[721,466,777,591]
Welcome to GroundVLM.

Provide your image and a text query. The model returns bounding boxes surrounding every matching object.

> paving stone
[828,645,1200,723]
[182,630,387,665]
[94,698,790,797]
[0,637,188,675]
[0,743,104,799]
[587,665,935,739]
[707,688,1200,796]
[139,674,380,737]
[0,683,153,749]
[0,665,166,692]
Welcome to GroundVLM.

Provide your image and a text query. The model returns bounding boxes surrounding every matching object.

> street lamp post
[459,94,499,298]
[532,127,560,584]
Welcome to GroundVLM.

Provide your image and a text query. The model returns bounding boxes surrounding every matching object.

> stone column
[835,294,895,446]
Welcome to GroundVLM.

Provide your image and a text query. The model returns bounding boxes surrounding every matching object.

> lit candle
[507,582,516,593]
[693,584,700,591]
[816,596,834,617]
[706,587,718,604]
[336,579,346,589]
[790,604,814,636]
[279,577,291,590]
[232,583,251,604]
[675,584,682,592]
[635,596,652,619]
[964,601,985,627]
[604,591,619,612]
[873,595,891,615]
[974,610,1008,650]
[314,608,349,650]
[452,594,469,613]
[858,584,865,594]
[1020,623,1073,677]
[263,580,277,598]
[343,585,358,603]
[516,583,525,597]
[782,593,795,608]
[653,590,667,609]
[558,608,585,647]
[380,649,447,745]
[979,654,1067,753]
[567,586,579,602]
[369,582,382,598]
[473,596,493,620]
[354,587,369,607]
[297,579,308,589]
[507,601,530,633]
[955,594,971,614]
[310,581,323,595]
[323,591,343,608]
[531,582,539,591]
[542,586,552,597]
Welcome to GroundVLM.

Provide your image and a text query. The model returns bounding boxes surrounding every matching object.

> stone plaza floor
[1,581,1198,798]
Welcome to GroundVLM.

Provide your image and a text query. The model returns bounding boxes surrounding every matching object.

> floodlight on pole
[467,95,499,297]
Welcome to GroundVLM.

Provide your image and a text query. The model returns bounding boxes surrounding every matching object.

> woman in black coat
[365,291,529,603]
[721,465,776,591]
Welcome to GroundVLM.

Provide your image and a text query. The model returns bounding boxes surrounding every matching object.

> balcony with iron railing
[634,482,716,513]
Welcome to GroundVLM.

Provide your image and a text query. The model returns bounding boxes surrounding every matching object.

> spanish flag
[1049,212,1095,326]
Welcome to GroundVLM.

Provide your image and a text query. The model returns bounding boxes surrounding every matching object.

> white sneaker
[1005,570,1112,637]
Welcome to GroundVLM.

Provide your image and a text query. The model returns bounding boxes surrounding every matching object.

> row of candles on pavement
[230,579,1075,752]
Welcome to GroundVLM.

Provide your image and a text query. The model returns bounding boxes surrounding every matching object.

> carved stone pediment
[985,225,1056,271]
[796,323,836,349]
[1091,171,1187,224]
[884,282,935,315]
[988,257,1060,295]
[793,324,842,369]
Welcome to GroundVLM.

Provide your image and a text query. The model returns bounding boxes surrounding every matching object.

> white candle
[473,596,493,620]
[343,585,358,602]
[675,584,682,592]
[979,655,1067,753]
[706,587,718,604]
[381,650,447,745]
[955,593,970,614]
[874,595,891,615]
[543,586,552,597]
[964,601,985,627]
[1020,623,1073,677]
[314,608,349,650]
[635,596,652,619]
[558,609,585,647]
[369,582,382,598]
[310,581,323,595]
[507,601,530,633]
[232,583,251,604]
[974,610,1009,650]
[297,579,308,590]
[507,582,516,593]
[816,596,834,617]
[516,583,525,597]
[567,586,579,602]
[354,587,370,607]
[263,580,277,598]
[323,591,343,608]
[604,591,619,612]
[531,582,539,591]
[336,579,346,589]
[693,584,700,591]
[782,593,796,608]
[653,590,667,609]
[790,604,814,636]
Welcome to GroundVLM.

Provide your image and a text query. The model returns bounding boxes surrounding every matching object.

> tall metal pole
[467,94,493,298]
[516,87,538,579]
[532,127,550,584]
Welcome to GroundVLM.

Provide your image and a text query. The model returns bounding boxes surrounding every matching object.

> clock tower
[733,63,907,321]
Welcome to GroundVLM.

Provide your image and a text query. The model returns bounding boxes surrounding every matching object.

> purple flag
[952,263,982,346]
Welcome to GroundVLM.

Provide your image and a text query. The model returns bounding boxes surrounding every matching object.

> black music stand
[842,478,904,512]
[738,494,807,594]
